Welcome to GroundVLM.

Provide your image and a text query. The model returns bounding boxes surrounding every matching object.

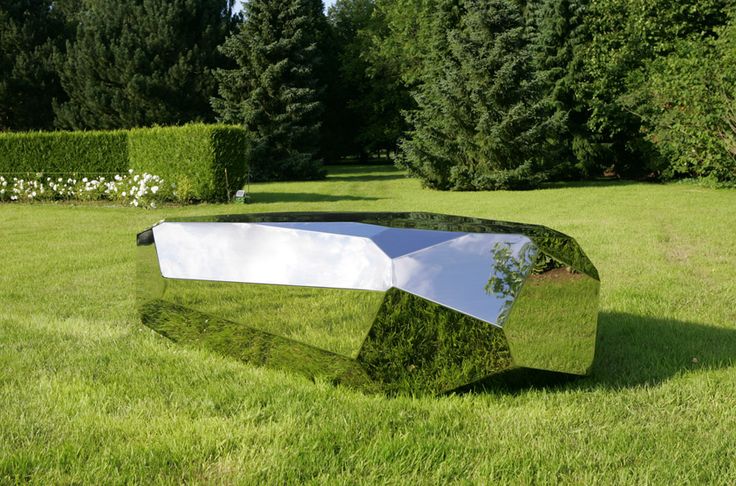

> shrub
[0,130,128,175]
[128,124,247,202]
[625,13,736,183]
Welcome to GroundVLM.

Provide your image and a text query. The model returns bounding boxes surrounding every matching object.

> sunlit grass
[1,165,735,483]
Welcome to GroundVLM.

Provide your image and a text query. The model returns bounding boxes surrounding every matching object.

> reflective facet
[137,212,599,395]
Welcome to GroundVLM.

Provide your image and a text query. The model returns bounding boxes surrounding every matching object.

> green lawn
[2,165,736,483]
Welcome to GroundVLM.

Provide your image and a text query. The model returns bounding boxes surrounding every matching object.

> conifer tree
[55,0,234,129]
[399,0,560,190]
[213,0,327,181]
[528,0,593,178]
[0,0,69,131]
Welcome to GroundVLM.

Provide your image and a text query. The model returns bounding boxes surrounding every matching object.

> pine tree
[528,0,593,178]
[55,0,234,129]
[399,0,560,190]
[0,0,69,131]
[213,0,327,181]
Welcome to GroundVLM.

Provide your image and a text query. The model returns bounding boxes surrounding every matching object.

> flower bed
[0,170,176,208]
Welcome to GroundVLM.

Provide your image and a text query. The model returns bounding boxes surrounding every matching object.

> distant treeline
[2,0,735,186]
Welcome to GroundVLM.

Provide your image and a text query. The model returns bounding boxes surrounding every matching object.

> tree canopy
[213,0,327,180]
[55,0,235,129]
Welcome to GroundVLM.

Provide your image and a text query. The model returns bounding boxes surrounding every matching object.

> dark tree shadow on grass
[539,179,650,190]
[455,311,736,395]
[327,174,407,182]
[251,192,382,204]
[326,165,406,182]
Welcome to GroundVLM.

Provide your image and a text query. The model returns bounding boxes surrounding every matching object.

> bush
[128,124,247,202]
[0,130,128,175]
[0,124,247,202]
[625,13,736,183]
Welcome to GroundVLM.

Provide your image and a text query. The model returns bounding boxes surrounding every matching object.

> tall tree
[213,0,327,180]
[55,0,234,129]
[0,0,70,131]
[528,0,594,178]
[325,0,410,159]
[399,0,561,190]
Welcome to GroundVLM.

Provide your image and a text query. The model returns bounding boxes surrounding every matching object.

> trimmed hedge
[129,124,247,202]
[0,124,247,202]
[0,130,128,174]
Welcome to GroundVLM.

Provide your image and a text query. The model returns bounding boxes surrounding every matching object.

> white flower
[132,199,139,207]
[82,177,88,183]
[129,169,134,174]
[151,185,159,194]
[122,192,127,197]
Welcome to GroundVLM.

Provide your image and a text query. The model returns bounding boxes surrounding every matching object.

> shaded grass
[1,165,736,483]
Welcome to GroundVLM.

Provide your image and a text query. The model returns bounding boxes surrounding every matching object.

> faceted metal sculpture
[137,212,599,395]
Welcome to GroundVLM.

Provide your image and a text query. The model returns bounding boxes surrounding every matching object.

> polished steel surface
[138,212,600,395]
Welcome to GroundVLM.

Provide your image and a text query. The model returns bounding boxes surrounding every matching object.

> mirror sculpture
[137,212,599,395]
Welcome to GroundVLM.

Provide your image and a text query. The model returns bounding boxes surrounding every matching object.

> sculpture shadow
[251,192,382,204]
[456,311,736,395]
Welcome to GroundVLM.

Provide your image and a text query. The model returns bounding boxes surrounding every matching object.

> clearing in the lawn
[1,165,735,483]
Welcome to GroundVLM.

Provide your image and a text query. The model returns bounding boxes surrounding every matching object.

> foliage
[0,124,246,202]
[0,129,129,175]
[398,0,562,190]
[55,0,235,130]
[371,0,444,88]
[624,13,736,183]
[527,0,594,179]
[325,0,410,158]
[0,0,69,131]
[0,171,175,207]
[128,124,247,202]
[578,0,731,178]
[213,0,327,181]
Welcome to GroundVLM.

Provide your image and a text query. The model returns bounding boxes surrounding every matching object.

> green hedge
[129,124,247,202]
[0,124,247,202]
[0,130,129,174]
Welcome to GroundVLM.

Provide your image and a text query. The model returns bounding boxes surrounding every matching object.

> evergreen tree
[213,0,327,181]
[55,0,234,129]
[399,0,561,190]
[326,0,410,159]
[528,0,595,178]
[0,0,69,131]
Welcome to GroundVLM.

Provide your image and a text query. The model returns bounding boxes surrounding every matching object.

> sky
[234,0,337,14]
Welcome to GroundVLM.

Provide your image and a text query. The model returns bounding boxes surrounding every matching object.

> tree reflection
[485,241,536,300]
